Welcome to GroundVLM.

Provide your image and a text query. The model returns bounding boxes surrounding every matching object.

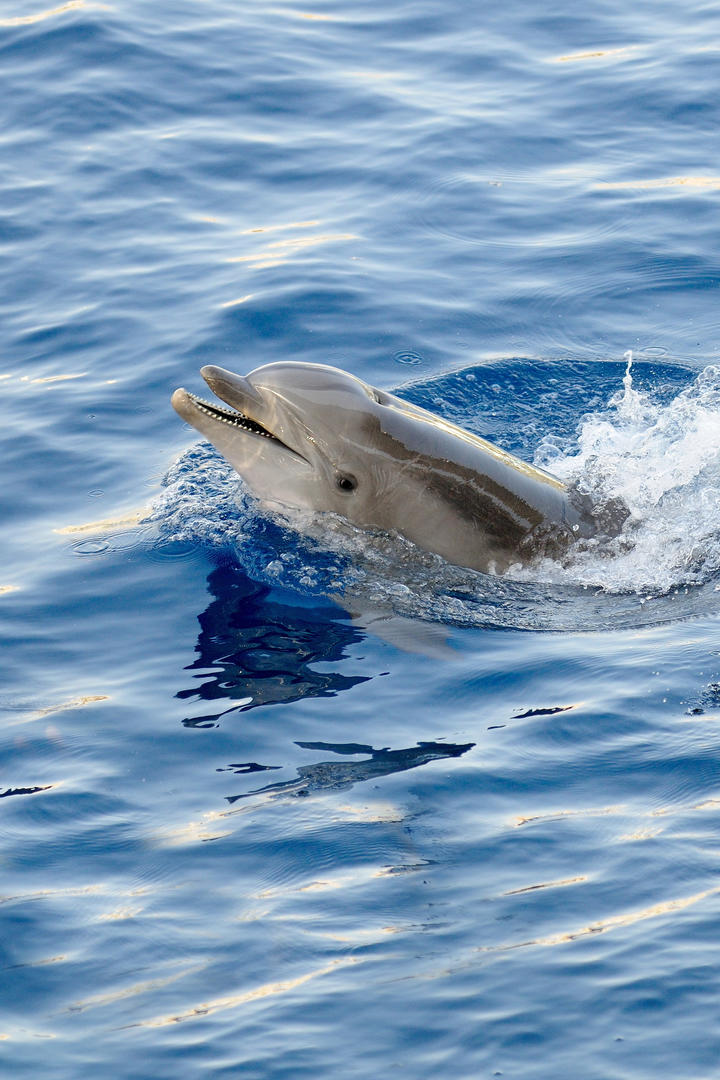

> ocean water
[3,1,720,1077]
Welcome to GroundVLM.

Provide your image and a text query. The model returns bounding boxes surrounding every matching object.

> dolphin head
[172,362,411,519]
[172,361,593,572]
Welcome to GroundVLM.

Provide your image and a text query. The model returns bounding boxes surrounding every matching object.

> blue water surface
[3,1,720,1077]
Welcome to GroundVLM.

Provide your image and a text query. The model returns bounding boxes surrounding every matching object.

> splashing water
[520,358,720,594]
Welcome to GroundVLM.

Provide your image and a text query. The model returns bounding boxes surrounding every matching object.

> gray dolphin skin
[172,362,596,574]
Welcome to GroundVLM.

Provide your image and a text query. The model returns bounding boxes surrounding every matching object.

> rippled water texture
[4,1,720,1078]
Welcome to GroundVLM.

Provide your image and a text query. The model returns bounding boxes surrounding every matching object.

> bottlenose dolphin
[172,362,598,574]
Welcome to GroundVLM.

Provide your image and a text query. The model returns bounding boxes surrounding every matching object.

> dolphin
[171,362,600,574]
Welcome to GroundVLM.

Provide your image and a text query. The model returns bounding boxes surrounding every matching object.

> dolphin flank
[172,362,601,574]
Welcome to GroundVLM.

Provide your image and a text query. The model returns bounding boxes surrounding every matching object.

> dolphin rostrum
[172,362,600,574]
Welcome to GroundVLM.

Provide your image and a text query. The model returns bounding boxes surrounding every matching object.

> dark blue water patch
[177,565,370,726]
[212,286,370,355]
[397,357,697,456]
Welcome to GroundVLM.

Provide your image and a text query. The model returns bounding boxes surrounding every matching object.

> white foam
[512,357,720,594]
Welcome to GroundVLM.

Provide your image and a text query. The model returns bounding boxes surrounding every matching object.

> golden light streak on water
[228,232,358,269]
[0,884,106,905]
[12,955,66,968]
[9,695,110,728]
[652,795,720,817]
[552,46,640,63]
[390,887,720,978]
[512,804,625,827]
[20,372,88,384]
[271,8,339,20]
[595,175,720,191]
[0,1,100,27]
[128,956,361,1029]
[220,294,256,308]
[503,876,588,896]
[503,885,720,950]
[303,925,402,944]
[54,510,146,535]
[96,906,146,922]
[34,694,109,718]
[255,865,377,899]
[331,801,404,823]
[65,964,208,1014]
[158,792,405,851]
[617,826,665,841]
[240,220,320,235]
[153,809,234,847]
[252,855,415,902]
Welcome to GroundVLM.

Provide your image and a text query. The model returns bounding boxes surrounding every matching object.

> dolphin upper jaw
[200,364,265,412]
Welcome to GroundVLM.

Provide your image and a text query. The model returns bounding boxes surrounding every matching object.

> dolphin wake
[153,357,720,631]
[511,355,720,595]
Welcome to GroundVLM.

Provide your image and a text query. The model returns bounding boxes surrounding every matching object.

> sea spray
[517,360,720,593]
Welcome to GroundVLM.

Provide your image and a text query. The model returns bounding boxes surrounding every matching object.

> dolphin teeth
[188,393,279,441]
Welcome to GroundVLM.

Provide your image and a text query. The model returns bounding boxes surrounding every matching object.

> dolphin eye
[335,473,357,493]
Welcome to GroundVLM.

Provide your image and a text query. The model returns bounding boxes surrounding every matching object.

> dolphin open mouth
[183,391,282,441]
[172,375,309,464]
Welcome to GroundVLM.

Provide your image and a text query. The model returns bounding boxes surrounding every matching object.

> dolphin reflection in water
[172,362,619,575]
[177,566,371,727]
[223,740,475,803]
[176,569,474,801]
